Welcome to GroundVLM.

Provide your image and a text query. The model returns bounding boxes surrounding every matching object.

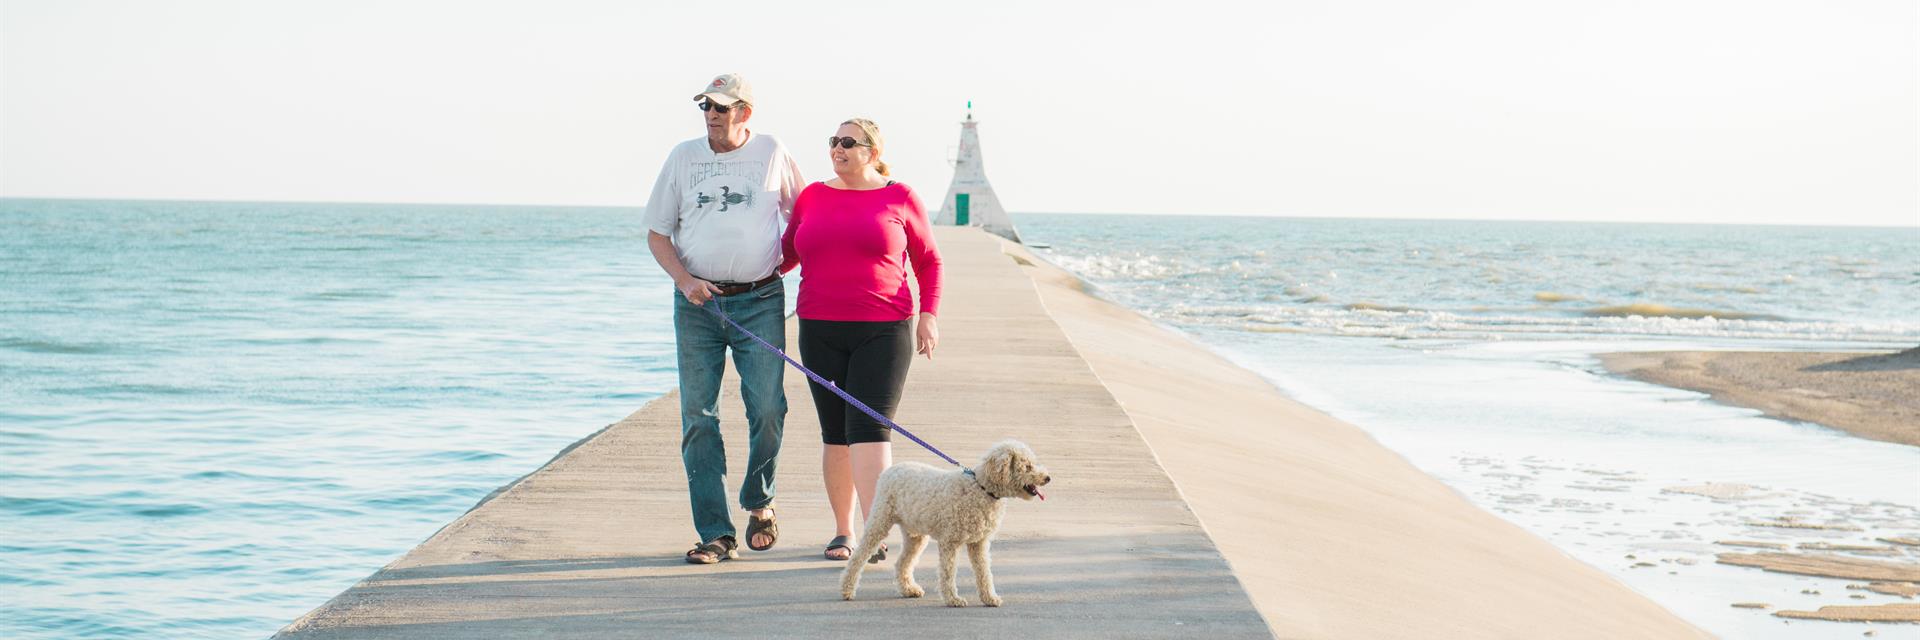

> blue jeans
[672,280,787,544]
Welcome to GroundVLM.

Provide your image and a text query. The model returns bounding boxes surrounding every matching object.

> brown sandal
[685,536,737,564]
[746,510,778,551]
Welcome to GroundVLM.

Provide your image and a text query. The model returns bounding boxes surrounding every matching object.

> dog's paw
[944,597,968,608]
[841,589,856,601]
[900,583,924,598]
[980,594,1002,607]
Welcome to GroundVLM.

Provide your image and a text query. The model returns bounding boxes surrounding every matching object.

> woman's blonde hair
[843,117,888,176]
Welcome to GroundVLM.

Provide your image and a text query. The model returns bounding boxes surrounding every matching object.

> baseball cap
[693,73,754,106]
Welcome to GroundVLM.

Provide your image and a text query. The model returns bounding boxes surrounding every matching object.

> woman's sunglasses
[827,136,872,149]
[697,100,741,114]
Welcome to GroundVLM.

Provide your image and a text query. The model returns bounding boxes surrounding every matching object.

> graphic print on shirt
[696,185,754,212]
[688,161,766,216]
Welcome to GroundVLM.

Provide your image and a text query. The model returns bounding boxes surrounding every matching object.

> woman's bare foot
[824,534,853,561]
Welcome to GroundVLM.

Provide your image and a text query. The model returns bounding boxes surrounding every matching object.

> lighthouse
[934,104,1021,243]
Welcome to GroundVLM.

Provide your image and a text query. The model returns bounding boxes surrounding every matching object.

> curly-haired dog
[840,440,1051,607]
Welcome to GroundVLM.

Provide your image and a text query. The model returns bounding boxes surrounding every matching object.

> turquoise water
[1,199,678,638]
[1017,213,1920,639]
[5,204,1915,638]
[1018,214,1918,342]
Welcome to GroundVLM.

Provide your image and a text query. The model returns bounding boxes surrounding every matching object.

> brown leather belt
[711,274,780,297]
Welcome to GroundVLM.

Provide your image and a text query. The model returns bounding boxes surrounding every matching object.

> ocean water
[1,199,680,639]
[1017,213,1920,639]
[5,202,1915,638]
[1020,215,1917,342]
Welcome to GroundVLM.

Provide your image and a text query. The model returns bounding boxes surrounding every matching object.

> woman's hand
[915,312,938,359]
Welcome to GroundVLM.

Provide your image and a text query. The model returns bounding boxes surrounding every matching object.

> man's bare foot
[746,508,777,550]
[685,536,737,564]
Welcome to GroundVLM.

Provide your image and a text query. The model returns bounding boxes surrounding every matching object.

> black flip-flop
[824,535,852,561]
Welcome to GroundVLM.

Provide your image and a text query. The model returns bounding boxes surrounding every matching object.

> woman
[779,118,942,562]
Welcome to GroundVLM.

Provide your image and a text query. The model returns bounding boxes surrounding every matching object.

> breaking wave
[1161,303,1916,342]
[1534,292,1581,303]
[1580,303,1778,321]
[1020,215,1918,345]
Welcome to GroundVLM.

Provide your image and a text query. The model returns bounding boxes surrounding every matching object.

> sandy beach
[1598,349,1920,448]
[1594,349,1920,625]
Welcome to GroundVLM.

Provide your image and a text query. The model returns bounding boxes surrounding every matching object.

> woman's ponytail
[843,117,888,177]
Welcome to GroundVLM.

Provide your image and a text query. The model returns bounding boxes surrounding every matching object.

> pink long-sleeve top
[779,181,943,321]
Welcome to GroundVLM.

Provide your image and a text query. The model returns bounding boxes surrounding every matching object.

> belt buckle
[713,275,773,297]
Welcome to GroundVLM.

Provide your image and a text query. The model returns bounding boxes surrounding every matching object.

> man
[644,73,804,564]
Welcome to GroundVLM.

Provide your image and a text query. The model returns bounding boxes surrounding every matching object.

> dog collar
[962,468,1004,500]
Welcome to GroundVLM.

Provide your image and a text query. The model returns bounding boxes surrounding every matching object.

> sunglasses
[827,136,872,149]
[697,100,742,114]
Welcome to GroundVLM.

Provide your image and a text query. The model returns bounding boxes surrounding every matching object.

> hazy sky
[3,0,1915,225]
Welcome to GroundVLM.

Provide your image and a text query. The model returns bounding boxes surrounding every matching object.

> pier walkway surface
[278,228,1706,639]
[276,228,1272,638]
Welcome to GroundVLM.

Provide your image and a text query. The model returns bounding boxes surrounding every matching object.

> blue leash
[703,303,963,468]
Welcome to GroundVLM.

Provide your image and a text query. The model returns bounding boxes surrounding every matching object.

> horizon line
[2,194,1914,230]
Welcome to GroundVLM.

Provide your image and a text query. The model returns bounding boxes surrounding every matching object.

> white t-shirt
[643,132,805,283]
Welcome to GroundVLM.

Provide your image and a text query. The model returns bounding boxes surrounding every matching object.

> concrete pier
[275,228,1273,638]
[279,227,1710,639]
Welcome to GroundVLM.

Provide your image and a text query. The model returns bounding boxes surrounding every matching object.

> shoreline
[998,237,1709,638]
[1598,349,1920,448]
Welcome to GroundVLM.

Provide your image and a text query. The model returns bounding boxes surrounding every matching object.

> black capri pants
[798,318,913,445]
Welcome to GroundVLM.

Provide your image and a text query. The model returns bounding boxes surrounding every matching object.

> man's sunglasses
[698,100,743,114]
[827,136,872,149]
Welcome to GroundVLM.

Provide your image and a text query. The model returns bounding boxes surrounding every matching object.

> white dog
[840,440,1051,607]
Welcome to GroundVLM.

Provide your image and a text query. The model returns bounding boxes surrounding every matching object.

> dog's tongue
[1034,485,1046,501]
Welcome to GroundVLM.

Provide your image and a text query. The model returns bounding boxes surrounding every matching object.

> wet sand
[1773,602,1920,623]
[1714,552,1920,582]
[1608,348,1920,624]
[1598,349,1920,448]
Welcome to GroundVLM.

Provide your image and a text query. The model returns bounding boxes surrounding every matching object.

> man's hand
[650,231,722,305]
[915,312,938,359]
[677,275,723,306]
